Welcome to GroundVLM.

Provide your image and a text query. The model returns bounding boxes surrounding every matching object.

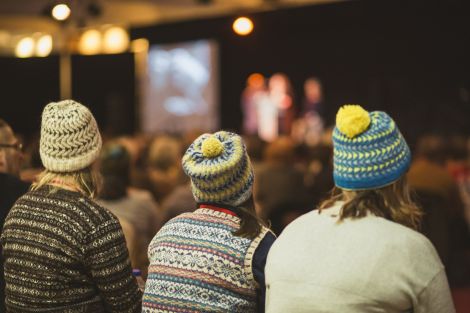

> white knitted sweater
[265,202,455,313]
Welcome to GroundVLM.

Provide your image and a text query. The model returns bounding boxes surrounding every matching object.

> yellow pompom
[201,136,224,158]
[336,105,371,138]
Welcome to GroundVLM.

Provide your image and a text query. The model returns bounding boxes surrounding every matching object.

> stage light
[52,4,71,21]
[15,37,35,58]
[36,35,53,57]
[103,26,129,54]
[233,17,253,36]
[79,29,102,55]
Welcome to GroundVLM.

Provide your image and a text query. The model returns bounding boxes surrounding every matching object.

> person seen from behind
[265,105,455,313]
[1,100,142,312]
[143,131,276,312]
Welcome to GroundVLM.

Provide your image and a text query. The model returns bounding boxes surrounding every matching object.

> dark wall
[0,56,60,136]
[72,53,135,137]
[133,0,470,145]
[0,53,135,139]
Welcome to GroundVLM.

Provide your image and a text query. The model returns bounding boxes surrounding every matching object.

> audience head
[415,135,448,165]
[323,104,420,229]
[99,142,131,200]
[183,130,263,238]
[34,99,102,197]
[0,119,23,176]
[246,73,265,90]
[264,136,296,165]
[183,131,254,207]
[146,135,183,200]
[304,77,323,103]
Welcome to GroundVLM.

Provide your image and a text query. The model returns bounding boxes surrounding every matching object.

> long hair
[232,196,267,240]
[32,167,101,198]
[319,177,422,230]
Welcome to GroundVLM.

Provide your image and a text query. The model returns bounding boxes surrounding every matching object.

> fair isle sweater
[143,206,275,313]
[0,185,142,312]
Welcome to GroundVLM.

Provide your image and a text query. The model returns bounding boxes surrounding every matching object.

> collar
[197,203,239,217]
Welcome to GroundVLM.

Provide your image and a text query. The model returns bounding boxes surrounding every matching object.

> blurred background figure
[257,73,294,142]
[145,134,198,225]
[144,135,185,202]
[254,136,310,235]
[292,77,325,146]
[97,142,161,278]
[445,136,470,228]
[0,119,30,313]
[19,135,43,183]
[270,73,295,136]
[408,135,470,287]
[302,77,324,117]
[242,73,266,136]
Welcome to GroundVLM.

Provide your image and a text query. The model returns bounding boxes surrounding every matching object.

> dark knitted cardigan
[0,185,142,313]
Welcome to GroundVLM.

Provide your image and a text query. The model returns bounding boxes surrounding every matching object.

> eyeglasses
[0,142,23,151]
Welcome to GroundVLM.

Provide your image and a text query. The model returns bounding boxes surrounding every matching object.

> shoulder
[30,187,121,231]
[377,217,441,261]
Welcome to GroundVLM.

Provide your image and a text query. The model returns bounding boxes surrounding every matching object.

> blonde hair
[32,167,101,198]
[320,177,422,230]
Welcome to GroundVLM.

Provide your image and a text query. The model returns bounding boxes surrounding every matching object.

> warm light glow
[36,35,53,57]
[103,27,129,54]
[15,37,35,58]
[52,4,71,21]
[233,17,254,36]
[79,29,102,55]
[131,38,149,53]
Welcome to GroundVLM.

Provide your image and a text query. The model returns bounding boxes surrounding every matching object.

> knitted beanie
[40,99,102,172]
[333,105,411,190]
[182,131,254,206]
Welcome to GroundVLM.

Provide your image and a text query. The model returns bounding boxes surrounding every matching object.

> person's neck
[49,178,83,193]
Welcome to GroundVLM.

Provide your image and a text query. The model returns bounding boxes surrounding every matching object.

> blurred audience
[144,135,185,202]
[408,135,470,287]
[254,136,310,234]
[0,119,30,312]
[97,142,161,277]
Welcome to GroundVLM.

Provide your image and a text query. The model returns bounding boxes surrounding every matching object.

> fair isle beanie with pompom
[40,99,102,173]
[182,131,254,206]
[333,105,411,190]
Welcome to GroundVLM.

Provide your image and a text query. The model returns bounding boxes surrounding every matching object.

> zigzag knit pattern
[40,99,102,172]
[182,131,254,206]
[333,111,411,190]
[143,208,268,313]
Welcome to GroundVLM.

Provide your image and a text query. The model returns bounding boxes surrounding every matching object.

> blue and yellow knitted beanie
[182,131,254,206]
[333,105,411,190]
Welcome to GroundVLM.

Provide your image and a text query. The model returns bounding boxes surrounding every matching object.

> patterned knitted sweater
[143,207,273,313]
[0,185,142,313]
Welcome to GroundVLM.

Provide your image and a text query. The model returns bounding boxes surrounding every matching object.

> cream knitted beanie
[40,99,102,172]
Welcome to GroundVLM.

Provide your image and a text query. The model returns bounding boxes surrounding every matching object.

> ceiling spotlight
[103,27,129,54]
[15,37,35,58]
[233,17,254,36]
[79,29,102,55]
[36,35,53,57]
[52,3,71,21]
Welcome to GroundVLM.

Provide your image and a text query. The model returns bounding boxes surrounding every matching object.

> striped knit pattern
[333,110,411,190]
[182,131,254,206]
[143,208,269,313]
[0,185,142,313]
